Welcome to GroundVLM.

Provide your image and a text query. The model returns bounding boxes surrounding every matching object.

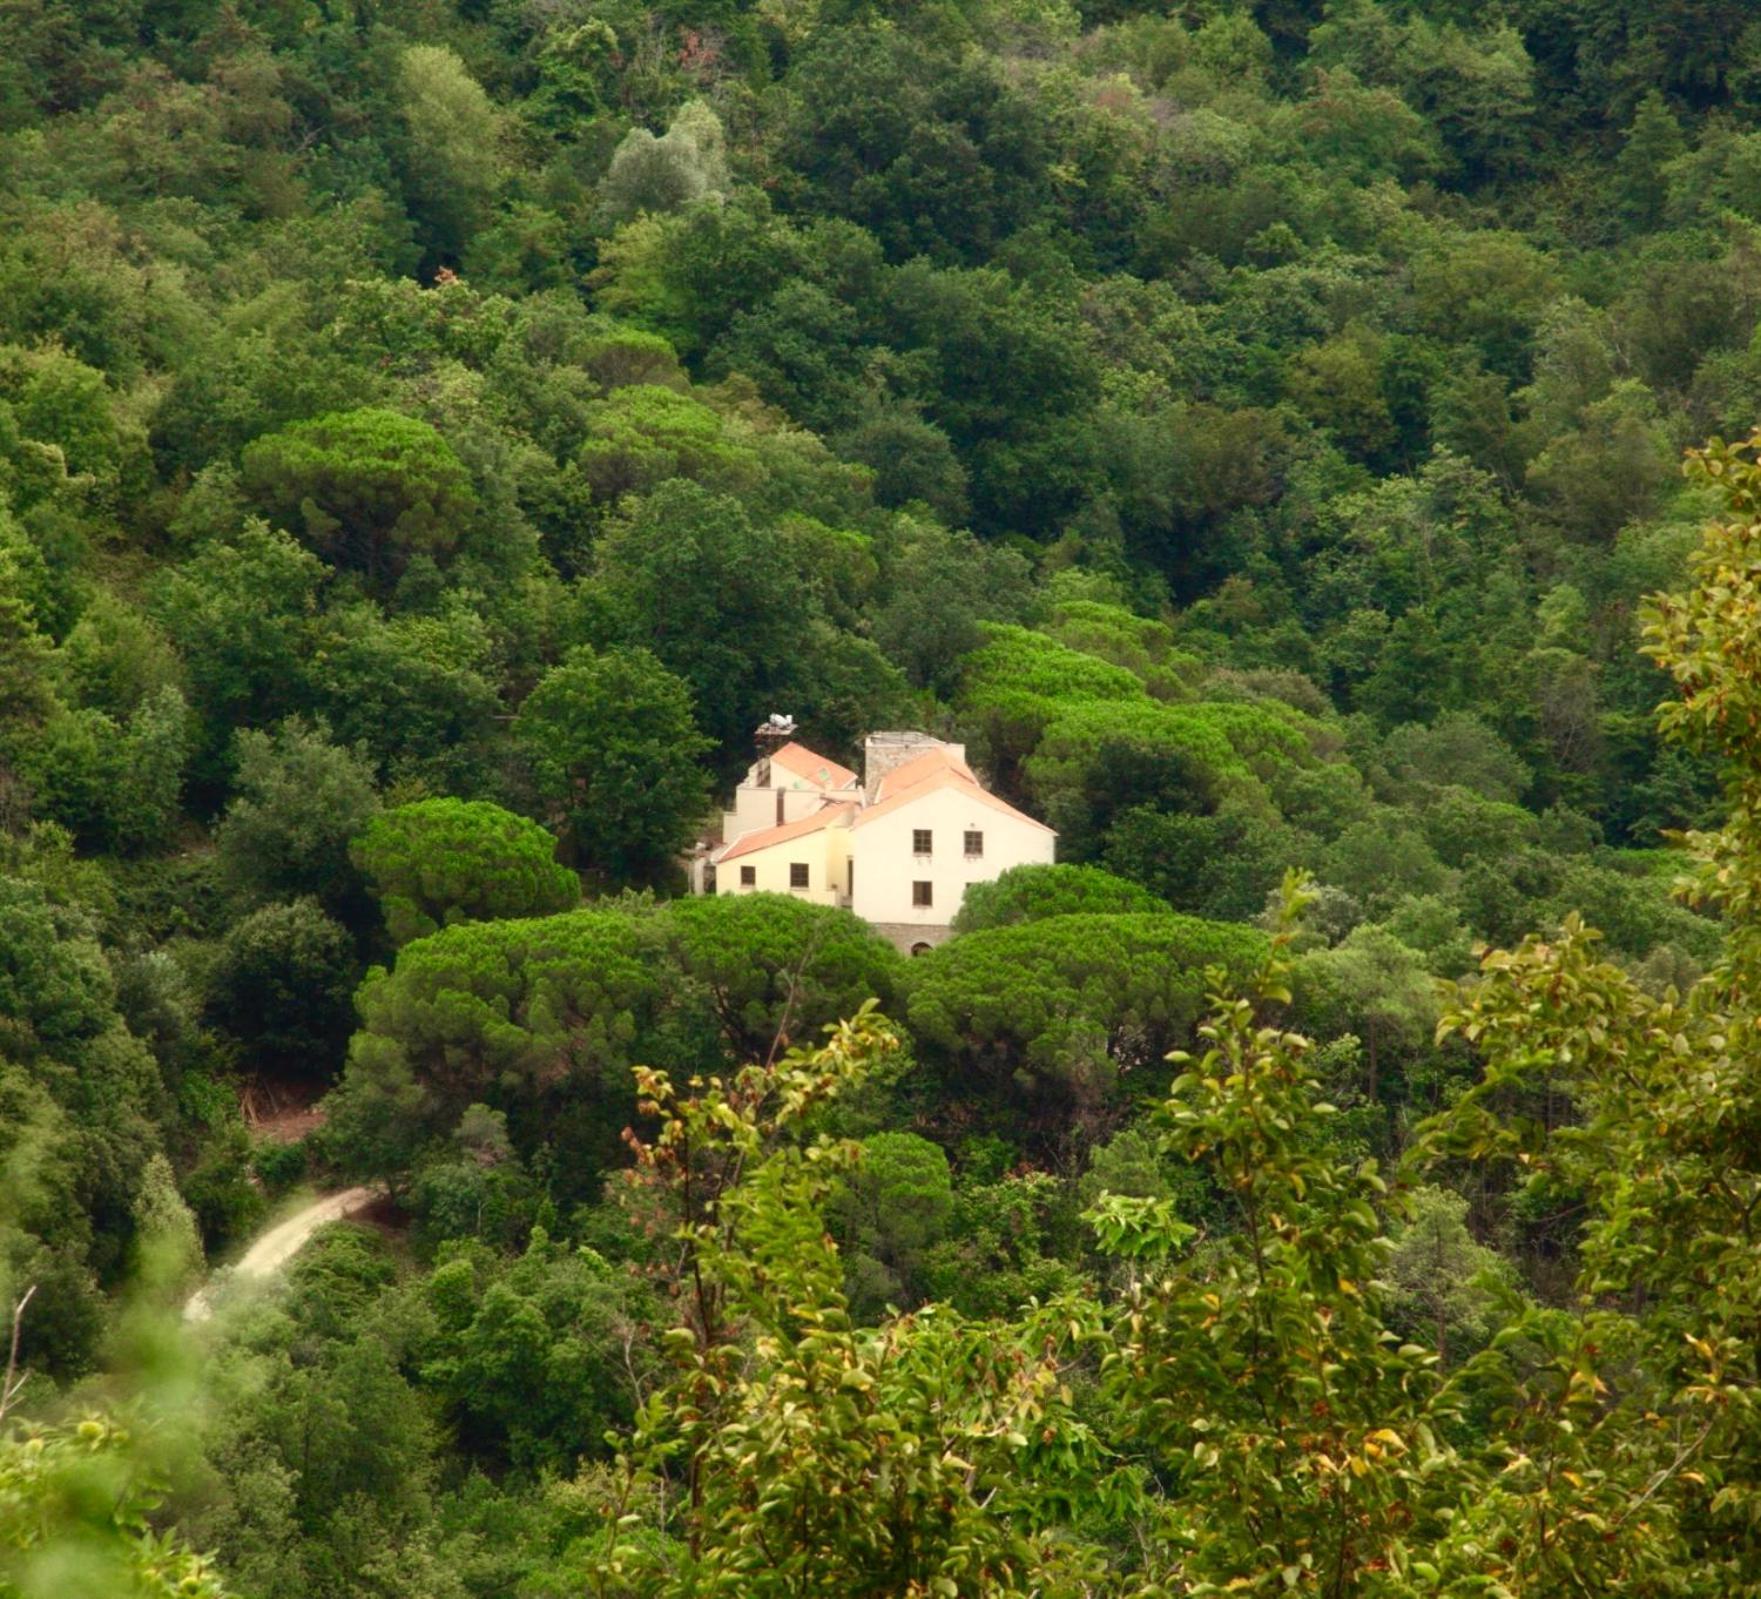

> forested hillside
[6,0,1761,1593]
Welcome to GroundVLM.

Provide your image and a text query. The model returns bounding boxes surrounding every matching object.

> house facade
[699,723,1055,951]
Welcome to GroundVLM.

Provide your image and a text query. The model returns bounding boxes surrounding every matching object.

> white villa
[693,720,1056,952]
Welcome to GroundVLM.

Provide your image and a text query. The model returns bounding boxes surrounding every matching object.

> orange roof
[715,801,857,863]
[872,744,976,800]
[770,741,859,790]
[854,746,1053,834]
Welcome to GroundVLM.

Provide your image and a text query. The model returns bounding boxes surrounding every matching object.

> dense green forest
[7,0,1761,1591]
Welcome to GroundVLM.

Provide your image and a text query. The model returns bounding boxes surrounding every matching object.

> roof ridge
[873,744,973,799]
[714,798,858,862]
[853,763,1053,833]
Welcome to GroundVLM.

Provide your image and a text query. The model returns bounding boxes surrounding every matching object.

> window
[964,830,984,858]
[790,862,809,889]
[740,865,756,887]
[912,828,933,855]
[912,880,933,907]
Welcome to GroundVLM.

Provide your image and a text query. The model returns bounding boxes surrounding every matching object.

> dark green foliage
[778,27,1054,264]
[208,899,357,1080]
[1102,796,1314,921]
[213,719,380,924]
[394,44,504,268]
[8,2,1761,1590]
[1383,711,1532,803]
[513,646,711,887]
[240,408,478,584]
[953,862,1168,933]
[406,1106,539,1255]
[179,1123,266,1255]
[322,893,907,1197]
[655,893,907,1062]
[251,1138,309,1195]
[306,601,502,792]
[152,522,323,792]
[869,522,1032,696]
[324,908,661,1196]
[574,478,894,764]
[834,1130,954,1316]
[13,686,192,853]
[907,912,1267,1143]
[1292,923,1442,1112]
[0,876,167,1373]
[416,1229,657,1472]
[352,798,579,947]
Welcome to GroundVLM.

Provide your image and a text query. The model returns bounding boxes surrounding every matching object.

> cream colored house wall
[715,828,847,906]
[849,788,1054,930]
[827,825,852,905]
[723,784,823,841]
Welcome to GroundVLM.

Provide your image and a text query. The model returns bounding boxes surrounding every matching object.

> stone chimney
[863,730,962,796]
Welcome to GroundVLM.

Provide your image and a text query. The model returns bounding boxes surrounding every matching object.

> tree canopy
[512,646,711,887]
[352,799,579,947]
[7,2,1761,1592]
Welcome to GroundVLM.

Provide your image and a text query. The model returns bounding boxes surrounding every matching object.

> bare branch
[0,1285,38,1425]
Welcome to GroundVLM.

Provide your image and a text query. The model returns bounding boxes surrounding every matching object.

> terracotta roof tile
[769,741,859,789]
[714,801,858,863]
[853,754,1053,834]
[872,744,976,799]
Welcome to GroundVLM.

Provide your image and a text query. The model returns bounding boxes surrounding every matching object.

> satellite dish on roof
[754,712,797,749]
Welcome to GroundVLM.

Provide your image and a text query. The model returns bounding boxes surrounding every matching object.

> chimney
[863,730,944,796]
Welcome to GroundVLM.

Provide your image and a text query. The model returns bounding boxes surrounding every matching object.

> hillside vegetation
[5,1,1761,1594]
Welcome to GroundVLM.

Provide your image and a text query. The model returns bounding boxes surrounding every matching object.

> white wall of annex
[722,767,855,843]
[849,788,1053,927]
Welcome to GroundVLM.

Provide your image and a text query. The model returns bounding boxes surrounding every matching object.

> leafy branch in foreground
[595,1007,1132,1598]
[1093,875,1465,1597]
[0,1282,229,1599]
[1402,433,1761,1595]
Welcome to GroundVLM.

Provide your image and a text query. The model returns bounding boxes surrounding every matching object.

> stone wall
[869,922,955,956]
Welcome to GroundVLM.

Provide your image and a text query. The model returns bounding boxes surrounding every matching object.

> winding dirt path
[184,1186,379,1322]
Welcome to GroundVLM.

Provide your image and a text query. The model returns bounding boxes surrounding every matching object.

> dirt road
[184,1186,378,1322]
